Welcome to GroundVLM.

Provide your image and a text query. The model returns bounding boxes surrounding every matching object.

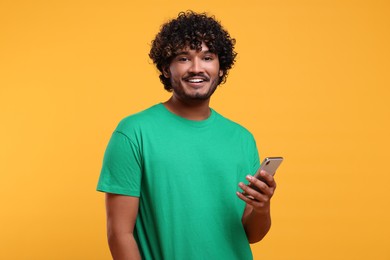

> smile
[187,78,204,83]
[184,76,209,84]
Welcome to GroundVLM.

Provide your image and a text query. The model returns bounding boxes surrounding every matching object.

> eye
[204,56,214,61]
[177,56,189,62]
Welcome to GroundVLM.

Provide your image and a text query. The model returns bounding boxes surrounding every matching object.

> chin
[174,83,218,101]
[187,90,215,100]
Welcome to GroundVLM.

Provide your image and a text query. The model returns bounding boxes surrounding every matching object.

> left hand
[236,170,277,213]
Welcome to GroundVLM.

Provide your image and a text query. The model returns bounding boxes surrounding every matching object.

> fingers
[239,181,270,202]
[236,171,277,212]
[247,172,275,196]
[237,171,276,200]
[258,170,277,189]
[236,190,268,208]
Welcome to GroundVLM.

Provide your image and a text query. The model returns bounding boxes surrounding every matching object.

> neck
[163,96,211,121]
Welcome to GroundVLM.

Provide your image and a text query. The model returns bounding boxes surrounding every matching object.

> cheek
[213,68,222,78]
[207,63,221,77]
[169,64,188,77]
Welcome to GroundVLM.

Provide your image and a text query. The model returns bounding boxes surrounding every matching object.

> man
[97,11,277,260]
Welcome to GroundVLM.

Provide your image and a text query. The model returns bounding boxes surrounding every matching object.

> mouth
[183,76,209,84]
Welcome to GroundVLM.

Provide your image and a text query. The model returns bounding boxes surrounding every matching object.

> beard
[170,76,220,101]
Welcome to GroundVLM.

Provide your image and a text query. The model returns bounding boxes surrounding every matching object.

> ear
[219,70,224,77]
[163,67,171,78]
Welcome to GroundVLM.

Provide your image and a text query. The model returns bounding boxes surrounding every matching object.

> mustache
[183,73,210,81]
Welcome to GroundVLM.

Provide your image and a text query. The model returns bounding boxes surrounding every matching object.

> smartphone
[243,157,283,198]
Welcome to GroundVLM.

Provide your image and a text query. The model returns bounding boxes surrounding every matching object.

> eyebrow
[175,50,216,56]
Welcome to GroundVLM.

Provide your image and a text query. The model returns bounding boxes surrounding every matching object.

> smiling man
[163,42,222,100]
[97,11,277,260]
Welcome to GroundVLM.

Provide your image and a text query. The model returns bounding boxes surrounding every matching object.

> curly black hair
[149,11,237,91]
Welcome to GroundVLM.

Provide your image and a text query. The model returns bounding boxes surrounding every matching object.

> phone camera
[266,161,270,165]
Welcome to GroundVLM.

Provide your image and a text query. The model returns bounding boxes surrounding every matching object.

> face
[163,42,223,101]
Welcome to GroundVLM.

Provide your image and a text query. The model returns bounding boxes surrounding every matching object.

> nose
[188,57,204,73]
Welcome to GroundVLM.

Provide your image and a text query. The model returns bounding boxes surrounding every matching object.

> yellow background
[1,0,389,259]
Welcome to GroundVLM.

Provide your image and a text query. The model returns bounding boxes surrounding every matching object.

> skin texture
[163,42,223,120]
[105,194,141,260]
[149,11,236,91]
[237,170,276,243]
[105,43,277,259]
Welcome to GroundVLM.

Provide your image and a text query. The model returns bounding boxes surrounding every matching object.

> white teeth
[188,79,204,83]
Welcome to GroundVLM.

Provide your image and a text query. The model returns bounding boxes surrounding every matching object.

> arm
[236,171,276,243]
[105,193,141,260]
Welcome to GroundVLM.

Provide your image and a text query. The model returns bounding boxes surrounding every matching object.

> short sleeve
[96,131,142,196]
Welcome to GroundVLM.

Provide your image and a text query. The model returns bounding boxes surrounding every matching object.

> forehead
[177,42,212,53]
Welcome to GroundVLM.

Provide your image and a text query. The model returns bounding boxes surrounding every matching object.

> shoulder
[114,103,163,137]
[212,109,255,140]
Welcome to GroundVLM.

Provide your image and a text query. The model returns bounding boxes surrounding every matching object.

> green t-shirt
[97,103,260,260]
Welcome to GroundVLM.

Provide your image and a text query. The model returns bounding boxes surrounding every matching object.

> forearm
[108,232,141,260]
[242,203,272,243]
